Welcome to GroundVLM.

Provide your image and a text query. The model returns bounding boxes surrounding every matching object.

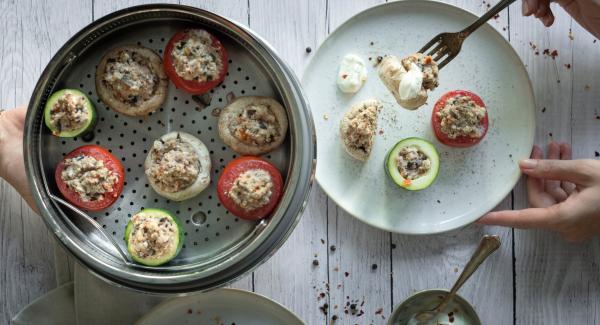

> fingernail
[520,159,538,169]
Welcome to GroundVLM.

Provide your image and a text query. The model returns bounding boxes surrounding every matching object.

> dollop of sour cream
[337,54,368,94]
[398,62,423,100]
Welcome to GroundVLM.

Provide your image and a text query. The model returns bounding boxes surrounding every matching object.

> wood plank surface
[1,0,600,324]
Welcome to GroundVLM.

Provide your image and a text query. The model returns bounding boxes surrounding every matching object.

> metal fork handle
[460,0,516,39]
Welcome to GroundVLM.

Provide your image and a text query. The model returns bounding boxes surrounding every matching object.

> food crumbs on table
[378,129,384,135]
[549,132,553,137]
[375,308,384,315]
[568,29,574,40]
[323,113,329,120]
[332,315,339,321]
[391,243,397,249]
[437,199,441,204]
[585,85,591,91]
[542,107,546,113]
[344,271,350,277]
[595,151,599,157]
[319,303,329,315]
[306,47,312,53]
[321,238,325,244]
[454,267,459,273]
[565,63,571,69]
[313,259,320,266]
[187,309,193,314]
[334,266,339,271]
[330,245,337,252]
[371,263,378,270]
[376,56,383,64]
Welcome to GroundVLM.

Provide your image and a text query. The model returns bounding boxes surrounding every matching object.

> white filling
[398,62,423,101]
[336,54,368,94]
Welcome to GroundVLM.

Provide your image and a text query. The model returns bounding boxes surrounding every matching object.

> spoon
[413,235,501,324]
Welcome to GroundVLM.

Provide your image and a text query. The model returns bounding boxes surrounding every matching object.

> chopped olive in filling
[395,146,432,180]
[102,50,158,105]
[146,137,200,193]
[401,53,439,90]
[343,102,378,154]
[229,104,280,146]
[171,30,223,82]
[61,156,117,201]
[49,93,89,133]
[129,214,176,260]
[228,169,273,211]
[437,95,486,139]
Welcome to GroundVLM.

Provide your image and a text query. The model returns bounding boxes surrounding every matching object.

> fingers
[527,146,557,207]
[522,0,538,16]
[534,0,550,17]
[559,143,578,195]
[544,142,569,201]
[478,206,560,229]
[540,9,555,27]
[519,157,592,186]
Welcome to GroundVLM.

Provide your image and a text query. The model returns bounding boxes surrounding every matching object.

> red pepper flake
[402,179,412,186]
[424,56,433,64]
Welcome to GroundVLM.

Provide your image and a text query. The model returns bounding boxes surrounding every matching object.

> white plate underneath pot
[135,288,304,325]
[303,0,535,234]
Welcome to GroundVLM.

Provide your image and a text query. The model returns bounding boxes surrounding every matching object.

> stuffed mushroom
[144,131,211,201]
[339,99,382,161]
[378,53,439,110]
[96,45,168,116]
[218,96,288,155]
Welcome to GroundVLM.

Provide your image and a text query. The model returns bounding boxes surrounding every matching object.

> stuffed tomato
[217,157,283,220]
[163,29,228,94]
[432,90,489,148]
[55,145,124,211]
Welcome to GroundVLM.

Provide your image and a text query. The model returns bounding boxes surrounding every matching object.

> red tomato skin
[217,157,284,221]
[55,145,125,211]
[432,90,489,148]
[163,29,229,95]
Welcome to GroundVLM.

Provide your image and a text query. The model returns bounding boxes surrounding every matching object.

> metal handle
[438,235,501,311]
[460,0,516,38]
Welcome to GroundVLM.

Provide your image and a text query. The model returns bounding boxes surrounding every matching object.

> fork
[419,0,516,69]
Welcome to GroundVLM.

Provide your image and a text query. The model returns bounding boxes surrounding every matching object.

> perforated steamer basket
[24,4,315,293]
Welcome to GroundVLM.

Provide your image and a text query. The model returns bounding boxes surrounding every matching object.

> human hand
[522,0,600,38]
[0,107,38,213]
[478,142,600,242]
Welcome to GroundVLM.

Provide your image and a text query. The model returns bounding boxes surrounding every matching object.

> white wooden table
[1,0,599,324]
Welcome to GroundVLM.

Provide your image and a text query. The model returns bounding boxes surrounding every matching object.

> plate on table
[303,0,535,234]
[135,288,304,325]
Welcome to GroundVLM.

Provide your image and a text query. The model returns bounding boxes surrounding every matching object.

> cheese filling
[129,214,177,260]
[61,155,117,201]
[171,30,223,82]
[228,169,273,211]
[396,146,432,180]
[146,137,200,193]
[102,50,158,105]
[437,95,486,139]
[49,93,89,133]
[229,104,280,146]
[401,53,439,91]
[399,62,424,101]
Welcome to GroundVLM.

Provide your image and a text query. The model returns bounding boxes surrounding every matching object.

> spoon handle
[451,235,501,295]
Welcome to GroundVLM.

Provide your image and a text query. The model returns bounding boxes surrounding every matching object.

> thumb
[519,158,593,185]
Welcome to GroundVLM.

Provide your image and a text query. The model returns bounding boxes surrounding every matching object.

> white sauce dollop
[398,62,423,101]
[337,54,368,94]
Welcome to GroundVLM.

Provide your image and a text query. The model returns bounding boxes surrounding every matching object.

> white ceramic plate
[135,288,304,325]
[303,0,535,234]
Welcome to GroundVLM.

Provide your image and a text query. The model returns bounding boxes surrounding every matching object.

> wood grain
[0,0,93,323]
[509,2,600,324]
[246,2,329,324]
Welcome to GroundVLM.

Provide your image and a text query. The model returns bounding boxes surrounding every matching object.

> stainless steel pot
[24,4,316,294]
